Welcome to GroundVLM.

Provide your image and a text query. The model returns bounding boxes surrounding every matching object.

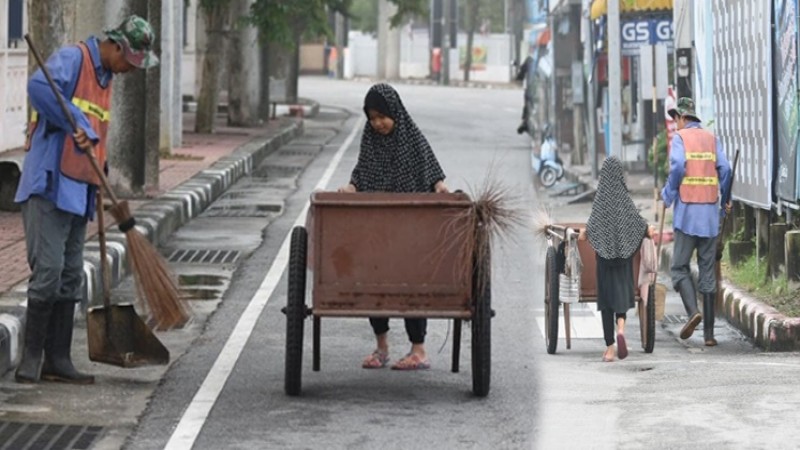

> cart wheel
[285,226,307,396]
[545,246,560,354]
[471,249,491,398]
[643,284,656,353]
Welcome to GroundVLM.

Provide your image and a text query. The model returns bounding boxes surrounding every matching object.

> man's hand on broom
[74,128,95,156]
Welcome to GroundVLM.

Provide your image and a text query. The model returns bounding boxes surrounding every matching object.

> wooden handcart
[544,223,656,354]
[283,192,493,397]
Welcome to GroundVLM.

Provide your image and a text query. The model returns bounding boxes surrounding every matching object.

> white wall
[349,29,513,83]
[0,0,28,153]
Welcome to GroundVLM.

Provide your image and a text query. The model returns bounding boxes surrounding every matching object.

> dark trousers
[22,195,87,304]
[601,311,627,347]
[369,318,426,344]
[670,229,717,294]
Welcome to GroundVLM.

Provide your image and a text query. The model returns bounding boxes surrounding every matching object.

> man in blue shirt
[662,98,732,346]
[15,15,158,384]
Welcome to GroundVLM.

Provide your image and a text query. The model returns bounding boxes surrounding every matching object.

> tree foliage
[247,0,351,46]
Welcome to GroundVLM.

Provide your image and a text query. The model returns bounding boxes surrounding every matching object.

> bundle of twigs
[26,35,189,330]
[449,175,527,295]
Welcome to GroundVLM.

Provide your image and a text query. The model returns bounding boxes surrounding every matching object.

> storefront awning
[590,0,673,20]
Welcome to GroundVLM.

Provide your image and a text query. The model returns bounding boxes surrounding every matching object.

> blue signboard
[621,18,673,52]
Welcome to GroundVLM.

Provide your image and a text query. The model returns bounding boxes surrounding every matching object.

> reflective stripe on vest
[59,42,112,186]
[24,81,111,152]
[677,128,718,204]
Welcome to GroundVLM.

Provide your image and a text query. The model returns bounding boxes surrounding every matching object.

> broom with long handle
[24,34,188,330]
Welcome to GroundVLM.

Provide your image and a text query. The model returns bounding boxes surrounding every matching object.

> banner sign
[773,0,800,202]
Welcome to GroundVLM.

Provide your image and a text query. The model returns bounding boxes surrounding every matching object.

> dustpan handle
[97,191,112,309]
[24,34,121,207]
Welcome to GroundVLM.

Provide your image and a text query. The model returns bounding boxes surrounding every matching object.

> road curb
[0,117,306,375]
[659,244,800,351]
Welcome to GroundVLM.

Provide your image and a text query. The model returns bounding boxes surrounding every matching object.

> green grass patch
[722,253,800,317]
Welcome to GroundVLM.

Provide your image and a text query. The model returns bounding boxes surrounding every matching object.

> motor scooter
[530,124,564,188]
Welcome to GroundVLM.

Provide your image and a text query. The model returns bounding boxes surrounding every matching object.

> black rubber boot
[15,300,53,383]
[676,280,701,339]
[41,302,95,384]
[703,292,717,346]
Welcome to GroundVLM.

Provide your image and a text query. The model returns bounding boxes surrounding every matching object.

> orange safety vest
[677,128,718,204]
[25,42,112,186]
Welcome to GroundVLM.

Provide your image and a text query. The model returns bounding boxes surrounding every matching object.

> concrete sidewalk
[0,105,314,375]
[559,163,800,351]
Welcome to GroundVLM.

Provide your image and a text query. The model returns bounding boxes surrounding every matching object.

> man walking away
[661,97,731,346]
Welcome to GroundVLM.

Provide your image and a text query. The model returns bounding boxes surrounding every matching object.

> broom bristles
[110,200,189,331]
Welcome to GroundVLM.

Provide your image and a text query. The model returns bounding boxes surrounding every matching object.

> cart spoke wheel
[471,247,491,397]
[285,226,307,396]
[545,246,560,354]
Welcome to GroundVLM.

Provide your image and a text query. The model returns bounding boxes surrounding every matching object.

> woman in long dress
[582,157,654,361]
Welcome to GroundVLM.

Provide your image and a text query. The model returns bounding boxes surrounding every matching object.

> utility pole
[607,0,622,159]
[583,0,598,179]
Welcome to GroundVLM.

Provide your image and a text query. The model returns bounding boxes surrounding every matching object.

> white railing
[1,48,28,153]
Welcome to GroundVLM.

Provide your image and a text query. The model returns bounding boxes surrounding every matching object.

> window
[8,0,24,44]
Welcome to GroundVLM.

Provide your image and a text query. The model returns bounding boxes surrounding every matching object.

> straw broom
[25,35,189,330]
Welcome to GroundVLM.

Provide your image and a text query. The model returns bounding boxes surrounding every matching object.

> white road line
[165,117,365,450]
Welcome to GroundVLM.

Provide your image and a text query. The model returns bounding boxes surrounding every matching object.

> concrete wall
[300,43,325,74]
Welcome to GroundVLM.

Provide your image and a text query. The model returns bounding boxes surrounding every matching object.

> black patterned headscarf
[350,83,446,193]
[586,156,648,260]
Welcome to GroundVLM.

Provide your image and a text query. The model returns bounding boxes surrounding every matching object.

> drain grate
[168,249,241,265]
[0,421,103,450]
[204,204,281,218]
[277,149,318,157]
[662,314,688,324]
[252,165,303,178]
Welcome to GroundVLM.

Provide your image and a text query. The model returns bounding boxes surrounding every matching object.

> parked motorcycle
[530,124,564,188]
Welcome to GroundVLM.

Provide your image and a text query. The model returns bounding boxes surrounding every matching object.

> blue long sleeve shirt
[661,122,732,238]
[15,36,111,218]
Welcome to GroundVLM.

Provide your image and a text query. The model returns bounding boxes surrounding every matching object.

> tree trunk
[227,0,253,127]
[463,0,480,82]
[27,0,66,75]
[196,4,232,133]
[285,33,301,104]
[258,32,271,120]
[144,0,162,193]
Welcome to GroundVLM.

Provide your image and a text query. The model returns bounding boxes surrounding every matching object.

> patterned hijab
[586,156,648,260]
[350,83,445,193]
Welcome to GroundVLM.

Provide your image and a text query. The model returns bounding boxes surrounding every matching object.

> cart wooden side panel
[309,192,474,318]
[552,223,643,301]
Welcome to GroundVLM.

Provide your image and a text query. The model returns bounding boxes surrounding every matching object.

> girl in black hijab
[339,83,448,370]
[582,157,654,361]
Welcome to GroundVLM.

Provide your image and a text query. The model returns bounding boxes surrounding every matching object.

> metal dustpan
[86,192,169,367]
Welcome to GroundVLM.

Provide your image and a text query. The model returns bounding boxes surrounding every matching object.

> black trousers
[369,318,426,344]
[601,311,627,347]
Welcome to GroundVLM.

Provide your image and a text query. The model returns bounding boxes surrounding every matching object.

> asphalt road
[123,77,800,450]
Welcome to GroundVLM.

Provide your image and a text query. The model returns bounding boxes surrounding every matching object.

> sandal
[362,350,390,369]
[616,334,628,360]
[391,353,431,371]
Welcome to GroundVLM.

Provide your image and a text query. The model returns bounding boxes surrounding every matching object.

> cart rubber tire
[644,283,656,353]
[545,246,560,354]
[285,226,307,396]
[471,250,491,398]
[540,166,559,188]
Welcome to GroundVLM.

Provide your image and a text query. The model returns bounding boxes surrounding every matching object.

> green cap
[668,97,700,122]
[104,15,158,69]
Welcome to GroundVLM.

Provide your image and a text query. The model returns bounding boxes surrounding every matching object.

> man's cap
[668,97,700,122]
[104,15,158,69]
